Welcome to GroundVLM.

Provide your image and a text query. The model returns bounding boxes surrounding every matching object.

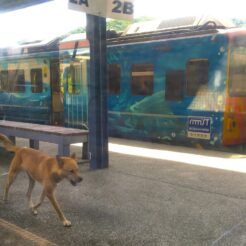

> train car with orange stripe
[223,29,246,145]
[0,17,246,151]
[60,17,246,150]
[107,27,246,149]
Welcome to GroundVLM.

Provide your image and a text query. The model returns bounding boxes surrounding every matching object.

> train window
[31,69,43,93]
[108,64,120,95]
[67,64,81,94]
[186,59,208,96]
[51,59,60,93]
[229,46,246,96]
[0,71,8,91]
[10,70,25,93]
[131,64,154,96]
[0,70,25,93]
[165,70,184,101]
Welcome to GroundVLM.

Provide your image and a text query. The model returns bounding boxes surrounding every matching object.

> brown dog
[0,133,82,227]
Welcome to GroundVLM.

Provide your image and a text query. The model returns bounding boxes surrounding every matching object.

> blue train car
[107,30,227,146]
[106,26,246,147]
[59,34,89,129]
[61,18,246,149]
[1,17,246,150]
[0,38,63,125]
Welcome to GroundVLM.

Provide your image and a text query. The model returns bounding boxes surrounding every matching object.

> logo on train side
[68,0,134,20]
[187,117,211,140]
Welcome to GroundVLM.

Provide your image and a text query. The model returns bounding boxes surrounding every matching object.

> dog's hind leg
[26,174,36,213]
[3,155,21,201]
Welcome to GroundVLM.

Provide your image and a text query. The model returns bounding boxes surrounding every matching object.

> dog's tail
[0,133,18,152]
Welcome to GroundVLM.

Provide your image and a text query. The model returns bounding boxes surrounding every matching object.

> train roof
[59,33,89,50]
[123,16,235,35]
[0,36,60,58]
[0,16,243,58]
[108,16,237,45]
[60,33,87,43]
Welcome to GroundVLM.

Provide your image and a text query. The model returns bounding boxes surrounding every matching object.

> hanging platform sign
[68,0,134,20]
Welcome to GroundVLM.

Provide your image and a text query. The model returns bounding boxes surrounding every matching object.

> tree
[68,26,86,34]
[106,19,130,32]
[67,16,155,35]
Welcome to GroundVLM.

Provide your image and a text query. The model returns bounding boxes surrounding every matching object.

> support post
[86,14,109,169]
[29,139,39,149]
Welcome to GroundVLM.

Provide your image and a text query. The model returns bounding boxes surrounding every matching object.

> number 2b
[112,0,134,15]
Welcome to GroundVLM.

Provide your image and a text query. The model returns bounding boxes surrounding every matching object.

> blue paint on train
[0,83,52,124]
[2,27,246,150]
[0,46,59,124]
[107,33,228,146]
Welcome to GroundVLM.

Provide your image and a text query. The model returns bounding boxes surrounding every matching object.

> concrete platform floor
[0,138,246,246]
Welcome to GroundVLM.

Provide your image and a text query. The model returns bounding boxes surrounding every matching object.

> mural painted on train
[0,18,246,151]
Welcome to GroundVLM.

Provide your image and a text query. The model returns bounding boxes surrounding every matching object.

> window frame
[131,64,154,96]
[165,70,185,101]
[31,68,43,93]
[107,64,121,95]
[186,59,209,96]
[229,38,246,97]
[0,69,25,93]
[66,64,81,95]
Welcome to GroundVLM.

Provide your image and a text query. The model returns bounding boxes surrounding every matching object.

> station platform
[1,138,246,246]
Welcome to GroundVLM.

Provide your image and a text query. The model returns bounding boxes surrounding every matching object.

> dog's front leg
[31,189,46,215]
[46,191,71,227]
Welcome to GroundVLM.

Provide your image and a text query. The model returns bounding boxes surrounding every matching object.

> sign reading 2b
[111,0,134,15]
[68,0,134,20]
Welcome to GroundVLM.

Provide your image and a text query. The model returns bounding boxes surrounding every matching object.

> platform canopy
[0,0,53,12]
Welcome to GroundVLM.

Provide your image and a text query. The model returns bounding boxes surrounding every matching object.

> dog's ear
[70,152,76,160]
[56,155,64,168]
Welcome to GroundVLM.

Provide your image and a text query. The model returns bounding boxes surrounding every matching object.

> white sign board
[68,0,134,20]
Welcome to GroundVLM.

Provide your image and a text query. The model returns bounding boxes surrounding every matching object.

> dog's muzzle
[70,176,83,186]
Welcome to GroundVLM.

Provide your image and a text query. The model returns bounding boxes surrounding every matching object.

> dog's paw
[63,219,72,227]
[3,193,8,202]
[31,207,38,215]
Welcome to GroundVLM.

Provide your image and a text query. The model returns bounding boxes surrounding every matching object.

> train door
[223,35,246,145]
[63,60,88,129]
[50,58,64,125]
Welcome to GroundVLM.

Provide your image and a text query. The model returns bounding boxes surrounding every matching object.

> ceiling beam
[0,0,53,13]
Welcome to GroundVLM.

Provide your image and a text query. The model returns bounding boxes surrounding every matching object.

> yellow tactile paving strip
[0,218,58,246]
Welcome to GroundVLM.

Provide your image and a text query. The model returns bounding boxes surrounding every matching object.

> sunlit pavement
[1,138,246,246]
[109,142,246,173]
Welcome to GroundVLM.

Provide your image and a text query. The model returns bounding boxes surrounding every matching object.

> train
[0,16,246,151]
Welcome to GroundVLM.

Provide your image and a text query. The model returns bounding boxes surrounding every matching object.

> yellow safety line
[0,218,58,246]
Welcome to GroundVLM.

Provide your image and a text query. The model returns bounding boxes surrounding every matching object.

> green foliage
[107,19,131,32]
[68,16,156,35]
[68,26,86,34]
[134,16,154,23]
